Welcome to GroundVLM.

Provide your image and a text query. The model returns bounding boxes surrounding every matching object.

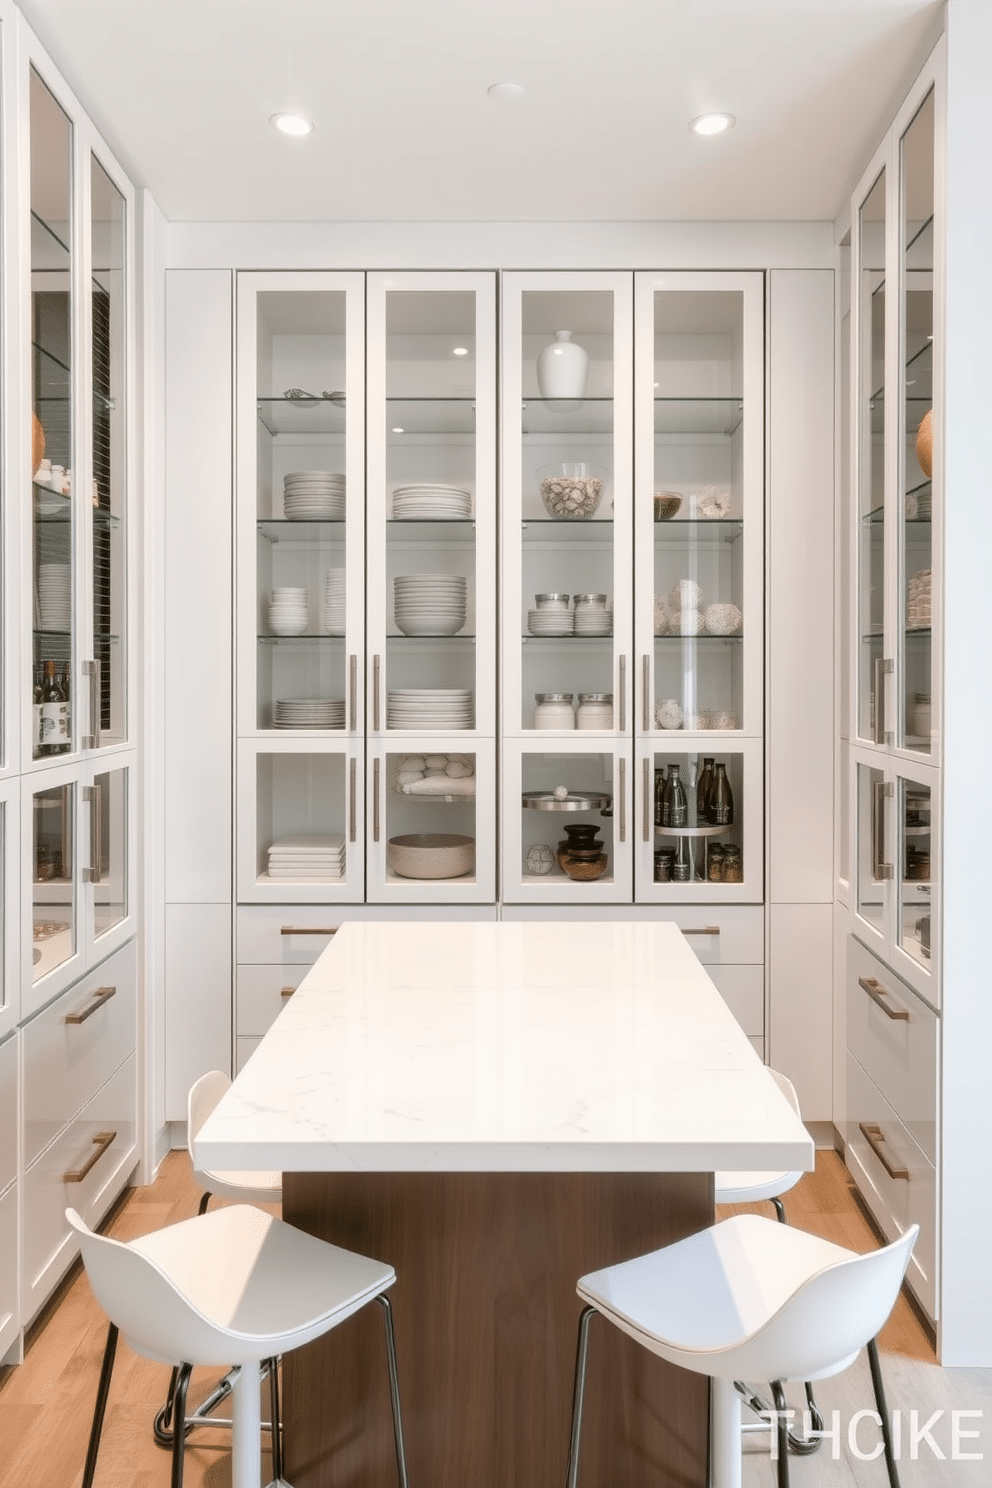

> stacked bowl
[268,587,308,635]
[38,562,71,631]
[392,483,472,519]
[283,471,346,520]
[324,569,346,634]
[393,573,467,636]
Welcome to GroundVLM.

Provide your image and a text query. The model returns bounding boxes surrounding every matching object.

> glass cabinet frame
[0,780,20,1040]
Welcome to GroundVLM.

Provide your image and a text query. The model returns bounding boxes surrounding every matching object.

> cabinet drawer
[668,906,764,965]
[0,1033,17,1194]
[237,964,307,1037]
[847,937,937,1164]
[844,1051,936,1321]
[22,1054,137,1319]
[236,1036,263,1074]
[237,906,340,966]
[0,1184,17,1359]
[23,943,136,1167]
[706,964,764,1038]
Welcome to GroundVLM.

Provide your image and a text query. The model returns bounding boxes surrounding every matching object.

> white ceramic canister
[534,692,575,729]
[576,693,614,730]
[535,592,570,610]
[536,330,588,409]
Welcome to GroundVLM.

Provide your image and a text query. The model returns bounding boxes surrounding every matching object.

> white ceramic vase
[537,330,588,410]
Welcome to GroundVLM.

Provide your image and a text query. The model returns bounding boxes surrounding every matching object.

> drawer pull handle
[65,985,117,1024]
[63,1130,116,1183]
[682,926,721,937]
[859,975,909,1021]
[859,1122,909,1181]
[281,985,296,998]
[280,927,337,936]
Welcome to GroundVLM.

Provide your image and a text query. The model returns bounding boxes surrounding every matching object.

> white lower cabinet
[0,1033,18,1360]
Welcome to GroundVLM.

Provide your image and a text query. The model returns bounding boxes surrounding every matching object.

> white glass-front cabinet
[501,272,633,904]
[365,272,496,903]
[235,273,366,903]
[634,272,764,904]
[848,65,940,1010]
[0,781,20,1041]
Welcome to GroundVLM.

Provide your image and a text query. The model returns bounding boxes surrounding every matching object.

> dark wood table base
[284,1170,712,1488]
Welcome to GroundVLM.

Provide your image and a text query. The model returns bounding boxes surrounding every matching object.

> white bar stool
[69,1203,409,1488]
[155,1070,284,1450]
[566,1213,917,1488]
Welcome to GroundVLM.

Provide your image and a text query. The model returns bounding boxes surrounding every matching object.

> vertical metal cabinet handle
[373,758,381,842]
[643,758,650,842]
[872,780,894,880]
[619,656,626,733]
[873,656,893,745]
[82,659,101,749]
[373,655,381,732]
[349,655,357,731]
[65,984,117,1023]
[859,975,909,1020]
[859,1122,909,1180]
[82,784,102,883]
[618,758,626,843]
[63,1130,116,1183]
[642,655,651,732]
[349,759,357,842]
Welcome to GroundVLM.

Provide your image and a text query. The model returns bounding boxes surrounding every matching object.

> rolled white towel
[445,761,473,778]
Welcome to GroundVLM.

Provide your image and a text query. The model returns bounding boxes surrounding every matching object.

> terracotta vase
[32,411,45,475]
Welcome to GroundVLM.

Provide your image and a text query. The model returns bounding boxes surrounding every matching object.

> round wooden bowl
[916,408,933,479]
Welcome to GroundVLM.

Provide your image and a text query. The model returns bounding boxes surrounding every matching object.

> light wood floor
[0,1151,988,1487]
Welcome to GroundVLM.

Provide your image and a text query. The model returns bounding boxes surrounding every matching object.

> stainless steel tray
[521,791,612,812]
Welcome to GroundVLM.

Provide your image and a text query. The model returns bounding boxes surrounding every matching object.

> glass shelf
[34,628,119,643]
[258,634,345,645]
[654,398,744,436]
[863,504,931,527]
[30,208,70,261]
[34,484,120,528]
[906,213,934,258]
[862,628,932,643]
[388,633,476,642]
[257,398,347,437]
[257,519,346,542]
[522,634,614,643]
[522,519,614,543]
[654,632,745,644]
[655,518,743,545]
[33,340,71,376]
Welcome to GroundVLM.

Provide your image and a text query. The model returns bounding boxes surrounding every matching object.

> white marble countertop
[196,920,814,1173]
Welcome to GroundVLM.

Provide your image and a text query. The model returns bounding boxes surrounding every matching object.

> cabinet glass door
[0,784,18,1039]
[87,766,128,941]
[899,89,935,756]
[366,274,496,743]
[30,70,75,759]
[89,157,128,745]
[31,779,75,985]
[896,775,932,976]
[507,746,631,904]
[855,759,888,938]
[856,169,888,743]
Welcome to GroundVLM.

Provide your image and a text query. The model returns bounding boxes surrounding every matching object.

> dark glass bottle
[672,834,690,881]
[654,768,666,827]
[696,758,714,824]
[667,763,687,828]
[59,661,71,752]
[32,664,43,758]
[40,660,63,756]
[711,761,734,826]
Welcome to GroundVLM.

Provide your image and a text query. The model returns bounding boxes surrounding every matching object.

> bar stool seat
[566,1213,917,1488]
[69,1203,408,1488]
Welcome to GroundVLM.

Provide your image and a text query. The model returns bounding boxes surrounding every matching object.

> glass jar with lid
[534,692,575,729]
[576,692,614,730]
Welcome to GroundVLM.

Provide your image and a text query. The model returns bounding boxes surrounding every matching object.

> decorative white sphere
[553,784,570,800]
[525,843,555,875]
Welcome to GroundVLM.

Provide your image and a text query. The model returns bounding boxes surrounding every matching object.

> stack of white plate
[268,587,309,635]
[283,471,346,520]
[527,608,573,636]
[387,689,474,729]
[394,574,467,636]
[573,600,613,637]
[324,569,346,634]
[392,483,472,519]
[273,698,345,729]
[38,563,71,630]
[266,834,345,881]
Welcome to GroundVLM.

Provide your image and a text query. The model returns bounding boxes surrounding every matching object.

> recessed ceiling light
[270,112,314,137]
[392,427,404,434]
[689,112,735,137]
[452,346,469,357]
[488,82,524,101]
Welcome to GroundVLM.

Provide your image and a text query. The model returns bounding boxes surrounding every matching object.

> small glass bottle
[667,763,688,828]
[672,836,690,881]
[711,762,734,826]
[696,758,714,823]
[59,660,71,752]
[707,842,725,882]
[654,768,666,826]
[722,844,743,883]
[40,660,65,756]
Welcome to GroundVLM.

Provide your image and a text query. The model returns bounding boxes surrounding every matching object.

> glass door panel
[900,89,935,754]
[88,766,128,940]
[896,777,932,972]
[30,71,75,758]
[857,170,887,742]
[855,761,888,935]
[519,290,622,733]
[90,158,127,745]
[32,781,75,982]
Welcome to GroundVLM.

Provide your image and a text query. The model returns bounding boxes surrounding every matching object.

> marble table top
[196,920,814,1174]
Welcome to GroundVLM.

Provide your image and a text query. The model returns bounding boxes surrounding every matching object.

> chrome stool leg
[565,1305,595,1488]
[377,1295,409,1488]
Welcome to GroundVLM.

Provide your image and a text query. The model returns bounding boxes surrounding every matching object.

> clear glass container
[30,72,75,757]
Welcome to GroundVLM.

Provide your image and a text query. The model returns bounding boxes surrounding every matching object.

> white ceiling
[18,0,943,224]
